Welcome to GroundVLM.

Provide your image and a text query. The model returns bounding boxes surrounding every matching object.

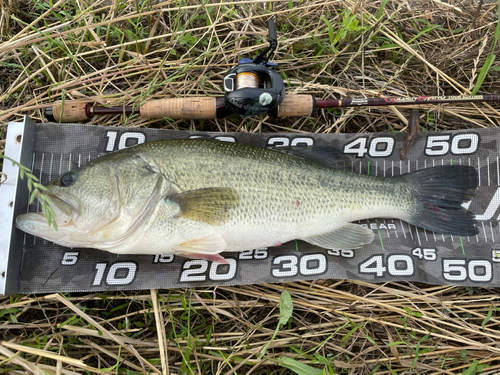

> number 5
[61,252,79,265]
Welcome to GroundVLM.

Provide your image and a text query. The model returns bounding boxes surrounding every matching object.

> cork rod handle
[277,95,315,117]
[51,102,89,122]
[140,97,217,119]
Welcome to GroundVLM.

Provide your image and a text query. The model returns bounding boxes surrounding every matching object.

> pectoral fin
[303,223,375,249]
[167,187,239,225]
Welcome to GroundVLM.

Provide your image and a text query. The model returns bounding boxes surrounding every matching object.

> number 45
[412,248,436,261]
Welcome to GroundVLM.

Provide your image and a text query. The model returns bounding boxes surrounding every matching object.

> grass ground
[1,0,500,374]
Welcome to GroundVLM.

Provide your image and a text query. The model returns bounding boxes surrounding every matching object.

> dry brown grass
[1,0,500,373]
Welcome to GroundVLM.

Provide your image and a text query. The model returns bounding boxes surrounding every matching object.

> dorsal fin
[270,144,352,170]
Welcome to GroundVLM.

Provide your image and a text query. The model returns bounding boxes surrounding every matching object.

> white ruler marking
[415,227,421,246]
[399,220,407,239]
[24,150,35,248]
[497,156,500,186]
[58,154,63,175]
[34,153,45,244]
[407,222,414,240]
[487,157,491,186]
[49,154,54,181]
[391,220,398,239]
[477,157,480,186]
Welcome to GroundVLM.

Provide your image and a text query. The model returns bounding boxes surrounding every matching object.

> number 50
[425,134,479,156]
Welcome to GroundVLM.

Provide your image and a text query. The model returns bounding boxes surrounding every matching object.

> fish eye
[59,172,77,187]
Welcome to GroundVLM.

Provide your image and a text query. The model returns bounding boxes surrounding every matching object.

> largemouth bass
[16,139,478,263]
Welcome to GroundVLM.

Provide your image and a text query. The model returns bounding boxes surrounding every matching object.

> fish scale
[143,141,395,223]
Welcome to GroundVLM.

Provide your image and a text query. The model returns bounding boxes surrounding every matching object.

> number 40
[343,137,394,158]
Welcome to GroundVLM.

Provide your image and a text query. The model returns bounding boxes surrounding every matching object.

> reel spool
[234,72,259,90]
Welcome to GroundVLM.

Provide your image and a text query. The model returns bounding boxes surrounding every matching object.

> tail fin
[404,165,479,236]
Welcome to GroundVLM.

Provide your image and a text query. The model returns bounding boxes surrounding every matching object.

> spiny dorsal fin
[270,144,352,170]
[303,223,375,250]
[167,187,240,225]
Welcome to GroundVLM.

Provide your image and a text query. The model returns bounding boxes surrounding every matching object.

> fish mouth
[15,193,81,246]
[16,212,56,235]
[15,212,88,248]
[15,212,65,244]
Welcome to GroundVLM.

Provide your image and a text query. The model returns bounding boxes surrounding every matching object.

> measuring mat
[1,117,499,294]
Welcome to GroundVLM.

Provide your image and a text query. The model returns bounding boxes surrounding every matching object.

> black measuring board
[2,117,500,294]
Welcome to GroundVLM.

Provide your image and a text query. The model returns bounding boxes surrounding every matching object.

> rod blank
[45,93,500,123]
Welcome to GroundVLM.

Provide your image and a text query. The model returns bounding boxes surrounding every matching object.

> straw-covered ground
[1,0,500,374]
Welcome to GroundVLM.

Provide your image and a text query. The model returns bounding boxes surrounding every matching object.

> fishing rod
[44,20,500,123]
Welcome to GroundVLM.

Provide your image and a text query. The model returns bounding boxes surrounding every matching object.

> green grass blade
[472,0,500,94]
[472,53,496,95]
[276,357,323,375]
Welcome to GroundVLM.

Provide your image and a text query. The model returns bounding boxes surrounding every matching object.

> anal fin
[177,252,228,264]
[174,233,227,261]
[303,223,375,250]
